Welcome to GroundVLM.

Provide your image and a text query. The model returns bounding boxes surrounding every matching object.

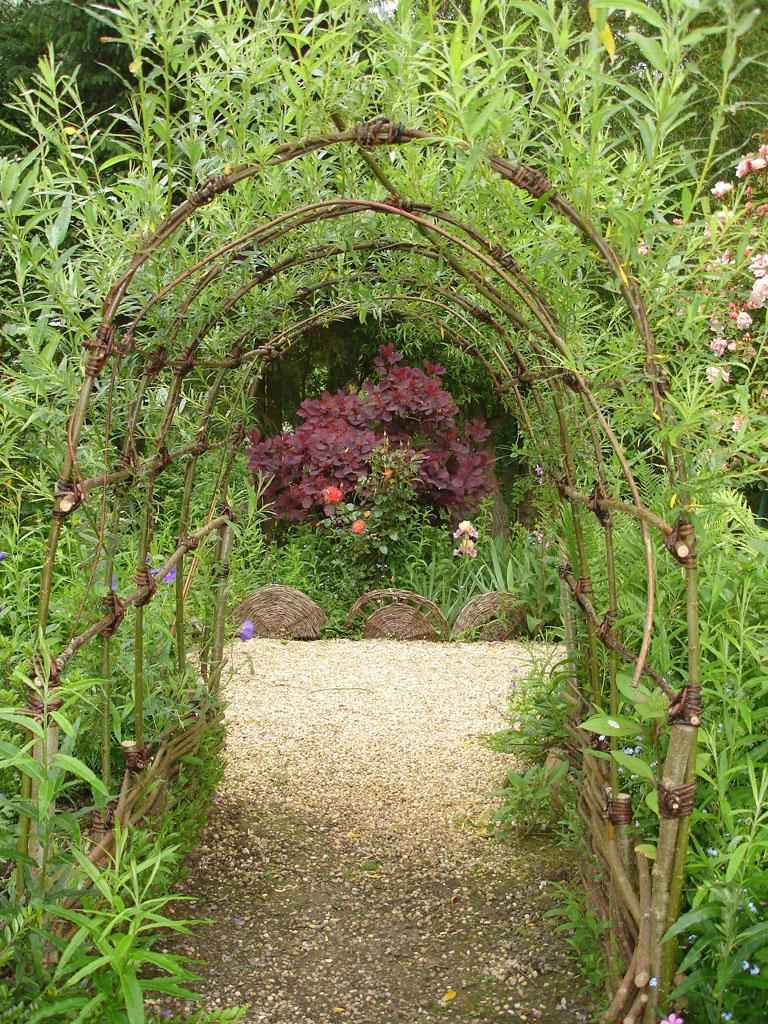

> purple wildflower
[111,574,118,591]
[240,619,255,641]
[162,566,177,584]
[0,551,6,561]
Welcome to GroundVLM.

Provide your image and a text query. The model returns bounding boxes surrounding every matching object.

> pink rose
[749,276,768,308]
[710,337,727,356]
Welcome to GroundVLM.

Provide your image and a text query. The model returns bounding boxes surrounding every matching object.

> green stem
[208,522,234,697]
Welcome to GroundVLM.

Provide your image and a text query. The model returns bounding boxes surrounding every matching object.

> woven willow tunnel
[18,117,704,1022]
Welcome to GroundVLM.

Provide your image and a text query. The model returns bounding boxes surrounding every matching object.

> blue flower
[0,551,6,561]
[162,566,177,584]
[742,960,751,971]
[722,1014,733,1021]
[111,574,118,591]
[240,619,255,641]
[748,900,757,913]
[707,848,719,857]
[751,965,760,975]
[648,977,658,988]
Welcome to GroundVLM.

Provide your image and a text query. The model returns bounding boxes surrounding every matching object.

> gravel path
[158,639,591,1024]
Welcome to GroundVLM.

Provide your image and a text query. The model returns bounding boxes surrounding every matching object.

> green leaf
[52,753,108,798]
[49,196,72,250]
[588,0,665,29]
[578,714,639,737]
[661,905,717,944]
[635,843,656,860]
[0,710,45,739]
[724,841,749,883]
[120,970,145,1024]
[611,750,655,782]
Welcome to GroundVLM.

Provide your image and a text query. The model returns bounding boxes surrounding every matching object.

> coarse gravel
[156,638,593,1024]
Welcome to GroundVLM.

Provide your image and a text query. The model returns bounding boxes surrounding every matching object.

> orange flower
[322,485,343,504]
[382,467,393,480]
[351,518,366,534]
[363,510,371,518]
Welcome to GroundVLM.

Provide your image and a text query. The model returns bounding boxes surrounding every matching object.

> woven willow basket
[232,585,327,639]
[346,588,450,641]
[452,591,526,641]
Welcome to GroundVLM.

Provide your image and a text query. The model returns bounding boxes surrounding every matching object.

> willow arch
[22,119,702,1022]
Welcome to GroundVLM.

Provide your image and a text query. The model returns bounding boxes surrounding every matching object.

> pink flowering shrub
[653,138,768,477]
[247,345,494,520]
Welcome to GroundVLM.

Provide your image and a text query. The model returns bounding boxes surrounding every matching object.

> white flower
[711,181,733,200]
[748,276,768,309]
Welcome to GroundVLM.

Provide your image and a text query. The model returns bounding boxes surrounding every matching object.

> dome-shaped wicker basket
[452,591,527,641]
[232,585,327,640]
[346,588,449,641]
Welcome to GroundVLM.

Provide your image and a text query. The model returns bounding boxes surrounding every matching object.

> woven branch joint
[176,534,201,552]
[596,612,617,643]
[556,475,573,499]
[115,451,137,488]
[488,244,519,272]
[84,324,115,376]
[668,684,703,727]
[156,444,172,471]
[587,483,613,528]
[26,689,63,717]
[353,118,405,147]
[605,793,633,826]
[665,517,697,568]
[385,194,415,213]
[177,348,197,377]
[52,479,87,520]
[121,741,149,771]
[189,174,230,209]
[658,780,696,819]
[101,592,127,637]
[574,577,592,600]
[470,305,494,325]
[508,163,552,199]
[134,568,157,607]
[144,346,169,377]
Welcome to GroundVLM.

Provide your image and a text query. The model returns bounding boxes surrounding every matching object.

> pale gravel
[157,639,592,1024]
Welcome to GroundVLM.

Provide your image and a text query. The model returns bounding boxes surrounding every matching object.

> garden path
[156,639,592,1024]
